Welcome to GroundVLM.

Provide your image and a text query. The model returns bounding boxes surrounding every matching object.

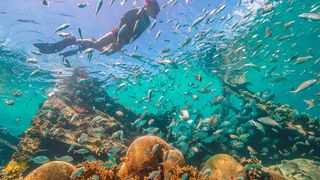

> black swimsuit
[113,8,150,44]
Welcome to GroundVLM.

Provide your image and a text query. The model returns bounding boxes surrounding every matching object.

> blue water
[0,0,319,171]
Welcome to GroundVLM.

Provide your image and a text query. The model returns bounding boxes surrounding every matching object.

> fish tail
[290,90,297,94]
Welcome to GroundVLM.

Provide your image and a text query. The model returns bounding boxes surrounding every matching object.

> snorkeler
[33,0,160,57]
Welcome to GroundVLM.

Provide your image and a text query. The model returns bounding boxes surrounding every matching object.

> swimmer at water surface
[33,0,160,57]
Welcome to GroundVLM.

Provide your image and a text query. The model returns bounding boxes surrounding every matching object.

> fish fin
[288,80,295,91]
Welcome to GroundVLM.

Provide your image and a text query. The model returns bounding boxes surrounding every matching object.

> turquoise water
[0,0,319,170]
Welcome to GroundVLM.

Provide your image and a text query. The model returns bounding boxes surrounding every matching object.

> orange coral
[200,154,246,180]
[118,135,185,179]
[24,161,76,180]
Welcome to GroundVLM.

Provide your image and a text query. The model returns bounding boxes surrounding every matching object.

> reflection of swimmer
[34,0,160,57]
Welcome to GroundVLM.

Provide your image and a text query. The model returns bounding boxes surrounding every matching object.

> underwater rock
[118,135,185,179]
[24,161,76,180]
[200,154,246,180]
[267,158,320,180]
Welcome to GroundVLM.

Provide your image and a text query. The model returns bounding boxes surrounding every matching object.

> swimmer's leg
[33,36,77,54]
[93,32,117,51]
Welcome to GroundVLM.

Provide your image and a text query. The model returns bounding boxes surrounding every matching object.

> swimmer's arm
[101,42,123,55]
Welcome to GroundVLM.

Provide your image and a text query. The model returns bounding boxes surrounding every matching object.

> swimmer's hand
[100,46,114,56]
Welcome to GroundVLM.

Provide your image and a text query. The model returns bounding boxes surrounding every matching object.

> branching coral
[170,165,207,180]
[2,161,28,180]
[73,160,119,180]
[240,156,265,180]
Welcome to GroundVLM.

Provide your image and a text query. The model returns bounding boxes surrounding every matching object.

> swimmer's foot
[33,36,76,54]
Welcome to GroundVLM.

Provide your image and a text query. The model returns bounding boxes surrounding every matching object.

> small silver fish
[27,57,38,63]
[191,15,206,29]
[114,82,128,93]
[257,117,282,129]
[95,0,104,16]
[30,69,41,77]
[78,133,88,144]
[146,89,152,102]
[151,143,160,154]
[120,0,127,5]
[31,155,50,164]
[70,114,79,123]
[108,153,116,163]
[148,20,157,33]
[109,0,115,6]
[118,24,128,39]
[54,23,70,33]
[71,167,85,179]
[54,155,73,162]
[154,30,161,40]
[298,12,320,21]
[67,144,76,153]
[291,79,317,94]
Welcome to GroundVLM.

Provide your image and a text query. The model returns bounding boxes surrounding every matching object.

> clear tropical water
[0,0,319,171]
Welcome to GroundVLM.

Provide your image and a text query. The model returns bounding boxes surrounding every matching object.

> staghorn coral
[200,154,246,180]
[24,161,76,180]
[118,135,185,179]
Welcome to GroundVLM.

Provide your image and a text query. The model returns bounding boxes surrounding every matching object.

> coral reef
[118,135,185,179]
[223,80,319,139]
[240,156,264,179]
[8,136,320,180]
[73,160,119,180]
[200,154,246,180]
[0,69,136,178]
[169,165,206,180]
[24,161,76,180]
[1,161,28,180]
[2,69,319,180]
[266,158,320,180]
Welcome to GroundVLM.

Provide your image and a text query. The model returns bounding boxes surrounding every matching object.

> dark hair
[144,0,160,15]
